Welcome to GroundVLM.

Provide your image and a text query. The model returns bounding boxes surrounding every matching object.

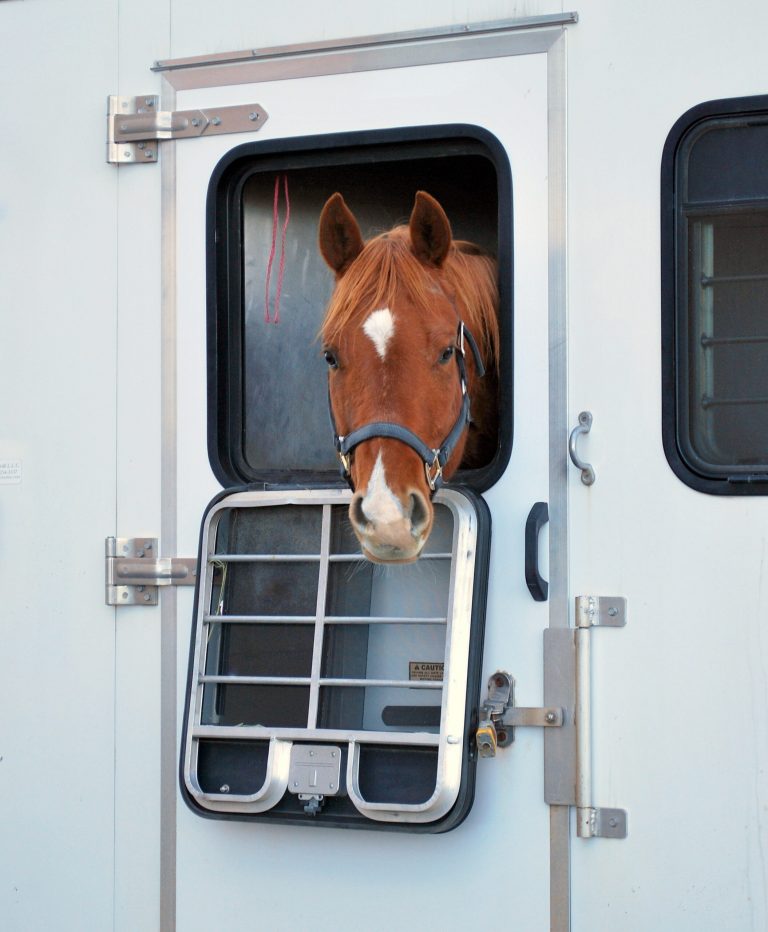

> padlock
[475,719,498,758]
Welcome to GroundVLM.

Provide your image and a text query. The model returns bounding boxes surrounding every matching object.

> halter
[329,321,486,494]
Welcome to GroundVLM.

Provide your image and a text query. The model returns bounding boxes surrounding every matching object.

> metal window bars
[182,488,480,823]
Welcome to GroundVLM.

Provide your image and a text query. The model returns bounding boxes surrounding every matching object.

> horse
[318,191,499,564]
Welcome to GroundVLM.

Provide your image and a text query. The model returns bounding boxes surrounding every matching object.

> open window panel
[182,126,509,831]
[206,124,512,489]
[181,487,491,832]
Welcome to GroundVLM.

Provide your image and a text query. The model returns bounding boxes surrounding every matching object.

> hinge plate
[107,95,269,164]
[105,537,197,605]
[575,594,626,628]
[578,806,628,839]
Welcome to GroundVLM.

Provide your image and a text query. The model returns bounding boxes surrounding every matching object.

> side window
[206,127,511,489]
[662,98,768,492]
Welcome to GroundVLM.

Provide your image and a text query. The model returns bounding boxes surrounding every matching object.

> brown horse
[319,191,499,563]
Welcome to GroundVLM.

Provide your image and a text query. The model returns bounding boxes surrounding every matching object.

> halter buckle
[425,452,443,492]
[338,451,352,476]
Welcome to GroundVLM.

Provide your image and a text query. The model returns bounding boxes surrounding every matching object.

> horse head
[319,191,498,563]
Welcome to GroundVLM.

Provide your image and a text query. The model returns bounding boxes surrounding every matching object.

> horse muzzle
[349,487,432,564]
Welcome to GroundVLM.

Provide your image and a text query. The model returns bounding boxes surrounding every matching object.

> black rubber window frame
[205,124,513,492]
[661,94,768,494]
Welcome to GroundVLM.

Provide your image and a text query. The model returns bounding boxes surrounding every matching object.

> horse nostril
[409,492,430,536]
[350,494,368,531]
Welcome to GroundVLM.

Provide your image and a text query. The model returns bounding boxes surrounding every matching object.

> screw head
[545,711,556,723]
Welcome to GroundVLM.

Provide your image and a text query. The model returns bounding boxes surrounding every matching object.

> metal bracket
[105,537,197,605]
[573,595,628,838]
[568,410,595,485]
[575,594,626,629]
[287,745,342,816]
[107,95,269,164]
[476,671,563,758]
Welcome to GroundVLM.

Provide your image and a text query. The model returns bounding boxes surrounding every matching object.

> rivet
[211,116,222,126]
[545,711,556,723]
[143,593,151,602]
[249,112,260,121]
[608,606,618,617]
[220,784,230,793]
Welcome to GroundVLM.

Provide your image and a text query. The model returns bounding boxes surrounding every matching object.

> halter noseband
[329,321,485,494]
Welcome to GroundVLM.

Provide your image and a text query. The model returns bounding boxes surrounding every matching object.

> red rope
[264,174,290,324]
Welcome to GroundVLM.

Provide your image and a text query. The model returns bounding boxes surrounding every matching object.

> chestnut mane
[321,226,499,370]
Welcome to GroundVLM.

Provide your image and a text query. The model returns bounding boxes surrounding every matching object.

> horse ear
[318,193,364,277]
[409,191,452,268]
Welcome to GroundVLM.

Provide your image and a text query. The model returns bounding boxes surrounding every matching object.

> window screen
[663,98,768,491]
[181,488,490,832]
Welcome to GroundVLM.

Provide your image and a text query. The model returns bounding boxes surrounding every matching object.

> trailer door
[129,22,568,931]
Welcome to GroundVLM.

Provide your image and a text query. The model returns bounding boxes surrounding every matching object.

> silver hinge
[573,594,628,837]
[544,595,628,838]
[105,537,197,605]
[476,671,563,758]
[106,95,269,164]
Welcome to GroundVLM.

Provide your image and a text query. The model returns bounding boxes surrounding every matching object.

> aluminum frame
[182,487,482,825]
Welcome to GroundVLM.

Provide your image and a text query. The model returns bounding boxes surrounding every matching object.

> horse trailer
[2,2,768,929]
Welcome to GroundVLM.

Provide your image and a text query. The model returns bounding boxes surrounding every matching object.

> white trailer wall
[2,2,768,931]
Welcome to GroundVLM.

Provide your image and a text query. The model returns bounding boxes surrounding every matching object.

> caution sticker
[409,661,444,682]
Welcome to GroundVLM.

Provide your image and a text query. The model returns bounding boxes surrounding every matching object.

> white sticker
[0,460,21,485]
[409,661,444,682]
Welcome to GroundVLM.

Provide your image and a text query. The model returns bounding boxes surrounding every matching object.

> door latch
[105,537,197,605]
[476,671,563,757]
[107,95,269,164]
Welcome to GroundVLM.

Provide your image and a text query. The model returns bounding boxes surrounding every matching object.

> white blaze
[362,307,395,360]
[361,452,405,524]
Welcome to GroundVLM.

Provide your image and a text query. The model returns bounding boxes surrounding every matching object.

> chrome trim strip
[153,14,578,72]
[159,75,177,932]
[158,16,577,91]
[545,31,572,932]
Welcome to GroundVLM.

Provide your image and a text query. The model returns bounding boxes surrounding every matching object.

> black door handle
[525,501,549,602]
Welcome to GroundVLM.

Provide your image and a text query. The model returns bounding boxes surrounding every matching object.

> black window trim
[662,93,768,494]
[205,123,513,492]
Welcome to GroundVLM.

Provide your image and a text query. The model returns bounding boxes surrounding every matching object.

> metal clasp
[476,671,563,758]
[425,452,443,491]
[106,537,197,605]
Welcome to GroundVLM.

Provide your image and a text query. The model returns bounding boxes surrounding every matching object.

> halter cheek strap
[329,321,485,494]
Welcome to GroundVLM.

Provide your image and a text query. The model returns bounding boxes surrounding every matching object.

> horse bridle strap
[331,321,485,494]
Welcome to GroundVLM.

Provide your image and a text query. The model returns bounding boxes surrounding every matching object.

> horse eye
[323,349,339,369]
[439,346,455,364]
